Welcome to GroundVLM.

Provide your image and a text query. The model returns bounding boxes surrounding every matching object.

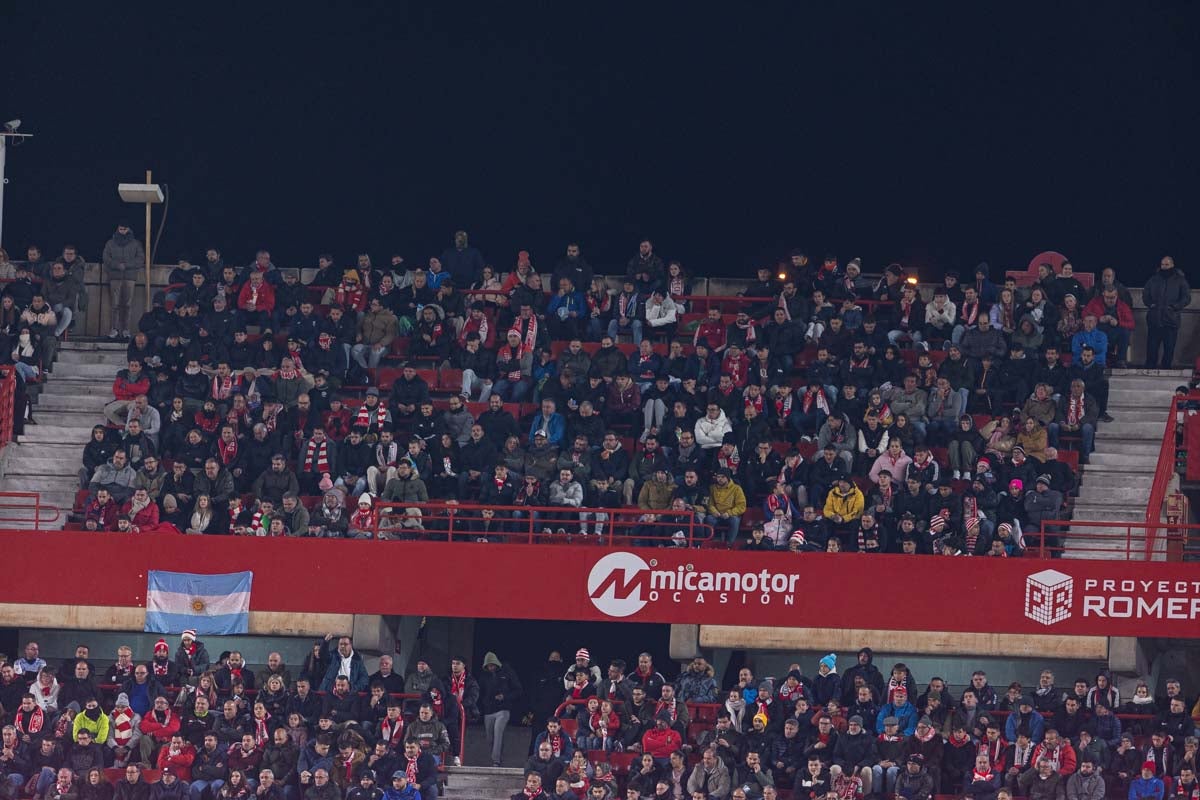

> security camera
[3,120,20,132]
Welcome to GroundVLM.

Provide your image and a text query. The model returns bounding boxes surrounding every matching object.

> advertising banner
[2,533,1198,638]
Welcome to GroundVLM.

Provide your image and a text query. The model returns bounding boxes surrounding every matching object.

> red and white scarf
[498,345,524,382]
[405,755,419,782]
[774,393,793,420]
[802,389,830,415]
[449,672,466,700]
[263,405,281,433]
[381,717,404,747]
[1067,395,1083,426]
[212,374,235,400]
[219,438,239,466]
[305,438,330,473]
[254,712,272,746]
[356,402,388,430]
[15,706,44,734]
[515,316,539,355]
[111,707,136,746]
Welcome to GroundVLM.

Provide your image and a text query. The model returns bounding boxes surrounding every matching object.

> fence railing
[1145,394,1199,558]
[0,367,16,451]
[1034,519,1199,561]
[0,491,61,529]
[372,500,715,547]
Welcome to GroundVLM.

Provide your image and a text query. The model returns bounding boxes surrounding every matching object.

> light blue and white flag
[144,571,253,635]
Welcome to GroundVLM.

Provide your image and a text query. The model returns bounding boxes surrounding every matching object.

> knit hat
[918,716,934,727]
[758,681,773,692]
[319,475,334,492]
[848,715,864,726]
[358,494,374,508]
[1142,761,1157,773]
[575,648,591,662]
[1019,696,1034,708]
[908,754,924,765]
[366,387,380,397]
[752,713,769,728]
[819,654,836,672]
[181,629,197,641]
[154,639,169,654]
[115,693,131,708]
[883,716,899,727]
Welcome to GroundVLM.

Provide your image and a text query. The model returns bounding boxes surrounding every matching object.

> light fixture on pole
[118,172,164,311]
[0,119,34,252]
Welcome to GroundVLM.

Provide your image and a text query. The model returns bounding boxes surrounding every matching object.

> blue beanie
[819,653,837,671]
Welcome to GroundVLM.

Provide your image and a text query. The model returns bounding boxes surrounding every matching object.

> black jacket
[478,662,523,715]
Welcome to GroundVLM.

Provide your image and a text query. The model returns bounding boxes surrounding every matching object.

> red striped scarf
[305,439,330,473]
[356,402,388,430]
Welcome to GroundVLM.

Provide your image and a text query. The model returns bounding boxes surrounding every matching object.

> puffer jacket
[357,309,399,347]
[103,233,146,281]
[381,474,429,504]
[823,485,864,521]
[695,410,733,449]
[707,480,746,516]
[676,665,718,704]
[548,479,583,507]
[43,274,81,308]
[638,478,677,510]
[91,460,137,492]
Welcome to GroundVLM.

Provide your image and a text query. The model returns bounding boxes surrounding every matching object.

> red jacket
[1082,296,1134,330]
[140,708,181,743]
[641,726,682,759]
[156,743,196,781]
[694,319,727,351]
[121,500,160,528]
[237,281,276,313]
[112,370,151,401]
[1031,741,1077,776]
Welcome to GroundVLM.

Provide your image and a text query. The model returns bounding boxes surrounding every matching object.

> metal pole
[0,135,6,251]
[144,169,153,312]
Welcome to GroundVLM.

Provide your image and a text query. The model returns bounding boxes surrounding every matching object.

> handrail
[1034,519,1199,561]
[372,500,714,547]
[0,367,16,451]
[0,491,61,528]
[1145,395,1186,558]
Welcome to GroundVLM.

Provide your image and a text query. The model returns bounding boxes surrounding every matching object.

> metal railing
[1033,519,1199,561]
[0,491,61,528]
[371,500,715,547]
[1145,394,1199,558]
[0,367,15,451]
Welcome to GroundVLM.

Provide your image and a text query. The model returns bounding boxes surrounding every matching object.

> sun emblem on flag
[191,598,206,613]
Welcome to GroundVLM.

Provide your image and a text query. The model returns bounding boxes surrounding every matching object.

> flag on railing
[144,571,252,635]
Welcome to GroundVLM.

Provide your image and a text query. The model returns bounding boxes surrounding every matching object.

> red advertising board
[2,532,1199,638]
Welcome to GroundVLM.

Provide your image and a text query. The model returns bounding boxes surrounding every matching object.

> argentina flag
[144,571,253,635]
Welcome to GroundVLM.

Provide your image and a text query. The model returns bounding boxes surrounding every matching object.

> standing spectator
[1142,255,1191,369]
[478,652,523,768]
[102,221,145,340]
[440,231,484,288]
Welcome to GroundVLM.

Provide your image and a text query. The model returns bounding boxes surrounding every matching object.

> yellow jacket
[707,481,747,517]
[823,485,864,522]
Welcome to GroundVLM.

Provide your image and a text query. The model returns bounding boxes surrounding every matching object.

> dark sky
[4,4,1197,284]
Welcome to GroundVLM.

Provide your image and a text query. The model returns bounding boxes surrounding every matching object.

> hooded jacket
[478,652,522,715]
[103,232,146,282]
[695,410,733,449]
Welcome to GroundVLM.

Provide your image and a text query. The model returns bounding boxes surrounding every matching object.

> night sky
[4,4,1197,284]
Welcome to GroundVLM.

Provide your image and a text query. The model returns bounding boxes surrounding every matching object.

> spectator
[1142,255,1191,369]
[102,222,145,339]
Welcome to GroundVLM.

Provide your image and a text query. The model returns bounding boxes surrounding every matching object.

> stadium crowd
[2,638,1199,800]
[0,232,1193,551]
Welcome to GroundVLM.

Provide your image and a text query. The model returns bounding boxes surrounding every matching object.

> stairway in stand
[1066,367,1190,560]
[0,340,127,528]
[444,767,524,800]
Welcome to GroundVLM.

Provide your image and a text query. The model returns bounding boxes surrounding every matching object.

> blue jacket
[320,641,370,692]
[1129,776,1164,800]
[530,413,566,446]
[547,290,586,321]
[384,785,422,800]
[1072,328,1109,365]
[876,701,918,736]
[1005,709,1046,744]
[534,730,576,763]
